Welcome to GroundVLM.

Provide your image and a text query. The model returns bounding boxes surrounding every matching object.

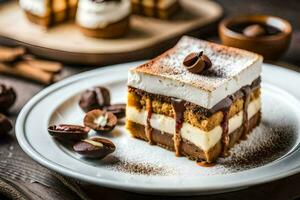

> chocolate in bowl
[219,15,292,60]
[229,22,281,37]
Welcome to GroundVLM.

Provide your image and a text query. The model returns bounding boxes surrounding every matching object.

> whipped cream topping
[126,98,261,151]
[20,0,47,17]
[128,36,263,109]
[76,0,131,29]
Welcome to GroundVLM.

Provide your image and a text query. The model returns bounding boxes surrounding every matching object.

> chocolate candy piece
[73,137,115,159]
[243,24,266,37]
[0,113,13,137]
[201,54,212,69]
[183,52,200,67]
[48,124,89,142]
[183,51,212,74]
[104,103,126,119]
[79,86,110,112]
[0,84,17,112]
[84,109,117,133]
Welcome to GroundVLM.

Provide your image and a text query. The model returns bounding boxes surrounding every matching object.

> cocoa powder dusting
[113,161,169,175]
[103,156,173,176]
[217,122,297,172]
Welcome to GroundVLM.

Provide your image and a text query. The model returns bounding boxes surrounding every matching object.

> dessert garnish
[79,86,111,113]
[0,113,13,137]
[48,124,89,142]
[183,51,212,74]
[0,83,17,112]
[243,24,266,37]
[73,137,115,159]
[84,109,117,133]
[78,86,126,119]
[104,103,126,119]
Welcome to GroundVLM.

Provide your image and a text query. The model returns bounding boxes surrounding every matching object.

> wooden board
[0,0,223,65]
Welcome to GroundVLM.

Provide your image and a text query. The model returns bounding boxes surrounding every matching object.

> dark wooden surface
[1,0,300,199]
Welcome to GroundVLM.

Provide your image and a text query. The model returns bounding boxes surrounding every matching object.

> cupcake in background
[76,0,131,38]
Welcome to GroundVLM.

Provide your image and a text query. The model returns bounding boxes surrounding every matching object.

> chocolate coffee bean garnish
[0,84,17,112]
[243,24,266,37]
[73,137,115,159]
[104,103,126,119]
[84,109,117,133]
[79,86,110,113]
[0,113,13,137]
[183,51,212,74]
[48,124,89,142]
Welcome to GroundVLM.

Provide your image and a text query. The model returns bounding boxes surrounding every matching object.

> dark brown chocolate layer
[127,111,261,162]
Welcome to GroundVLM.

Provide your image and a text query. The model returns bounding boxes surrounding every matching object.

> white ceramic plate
[16,61,300,195]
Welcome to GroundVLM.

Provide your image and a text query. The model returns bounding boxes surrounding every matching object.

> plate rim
[16,61,300,194]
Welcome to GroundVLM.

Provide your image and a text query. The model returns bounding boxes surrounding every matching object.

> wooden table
[1,0,300,199]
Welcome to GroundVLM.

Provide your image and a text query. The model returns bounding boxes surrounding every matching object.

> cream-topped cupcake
[76,0,131,38]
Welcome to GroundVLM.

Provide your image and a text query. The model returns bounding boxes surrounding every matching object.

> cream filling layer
[126,98,261,151]
[76,0,131,29]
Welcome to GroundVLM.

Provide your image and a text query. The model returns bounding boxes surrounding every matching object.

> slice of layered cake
[20,0,78,27]
[126,36,262,163]
[76,0,131,38]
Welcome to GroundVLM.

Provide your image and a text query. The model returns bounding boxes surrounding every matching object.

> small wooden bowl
[219,15,292,60]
